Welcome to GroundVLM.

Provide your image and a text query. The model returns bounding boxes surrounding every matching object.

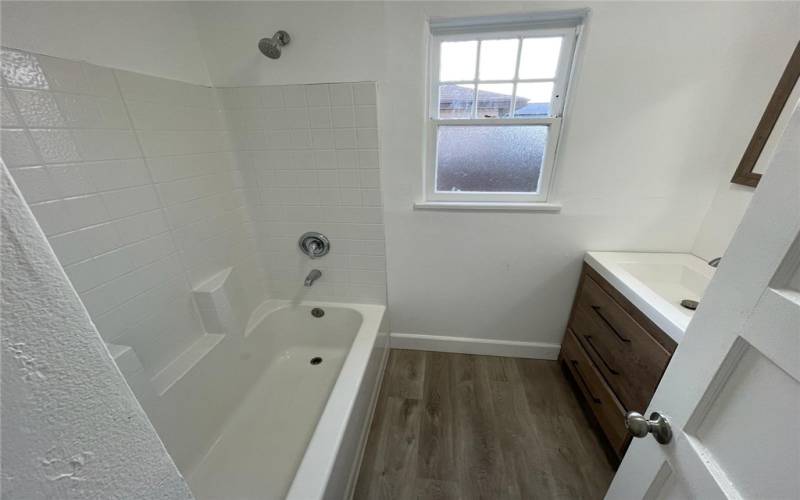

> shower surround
[218,82,386,304]
[0,45,388,496]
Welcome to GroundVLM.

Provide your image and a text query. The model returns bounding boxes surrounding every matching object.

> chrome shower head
[258,30,291,59]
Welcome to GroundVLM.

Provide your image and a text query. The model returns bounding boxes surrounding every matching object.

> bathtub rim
[283,299,386,500]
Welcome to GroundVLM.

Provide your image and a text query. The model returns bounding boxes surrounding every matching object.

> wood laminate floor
[353,350,615,500]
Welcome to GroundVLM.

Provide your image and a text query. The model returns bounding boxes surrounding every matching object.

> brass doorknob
[625,411,673,444]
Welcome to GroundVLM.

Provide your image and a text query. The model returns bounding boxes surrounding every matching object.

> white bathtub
[186,299,387,500]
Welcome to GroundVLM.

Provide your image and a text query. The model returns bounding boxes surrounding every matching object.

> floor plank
[417,351,455,481]
[354,350,614,500]
[385,349,426,399]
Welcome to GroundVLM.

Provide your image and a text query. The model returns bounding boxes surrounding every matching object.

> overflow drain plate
[310,357,323,365]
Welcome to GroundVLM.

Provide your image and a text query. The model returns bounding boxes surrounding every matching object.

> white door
[606,108,800,498]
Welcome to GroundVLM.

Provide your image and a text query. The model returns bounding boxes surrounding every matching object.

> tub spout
[304,269,322,287]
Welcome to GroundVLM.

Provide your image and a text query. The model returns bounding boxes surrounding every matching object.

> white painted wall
[188,2,386,87]
[692,57,800,261]
[190,1,799,347]
[691,181,755,261]
[1,1,211,85]
[1,161,192,499]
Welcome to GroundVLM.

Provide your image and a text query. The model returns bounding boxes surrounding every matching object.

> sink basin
[584,252,715,342]
[619,262,710,304]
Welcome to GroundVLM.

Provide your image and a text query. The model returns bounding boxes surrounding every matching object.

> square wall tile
[285,107,310,129]
[56,93,103,128]
[353,83,377,105]
[1,48,48,89]
[355,106,378,128]
[282,85,306,107]
[356,128,379,148]
[336,150,358,169]
[305,84,330,106]
[1,129,40,166]
[309,107,332,129]
[333,129,356,149]
[331,106,355,128]
[329,84,353,106]
[357,150,379,169]
[37,55,91,94]
[82,63,120,98]
[311,130,334,150]
[10,89,64,127]
[1,90,21,127]
[261,87,285,107]
[29,129,81,163]
[10,166,57,203]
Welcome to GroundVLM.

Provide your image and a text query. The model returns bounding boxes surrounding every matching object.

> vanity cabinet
[559,264,677,462]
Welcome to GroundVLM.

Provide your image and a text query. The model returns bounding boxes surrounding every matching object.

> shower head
[258,30,291,59]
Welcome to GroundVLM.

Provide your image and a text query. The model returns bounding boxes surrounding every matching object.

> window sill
[413,201,562,212]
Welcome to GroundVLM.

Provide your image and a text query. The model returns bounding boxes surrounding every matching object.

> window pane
[478,39,519,81]
[436,125,547,193]
[519,37,562,79]
[440,41,477,81]
[476,83,513,118]
[514,82,554,116]
[438,84,475,118]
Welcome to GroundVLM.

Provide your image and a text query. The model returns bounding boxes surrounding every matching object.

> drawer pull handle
[584,335,621,375]
[591,305,631,343]
[570,360,602,404]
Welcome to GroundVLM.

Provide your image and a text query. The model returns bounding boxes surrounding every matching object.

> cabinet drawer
[561,329,629,457]
[570,275,671,412]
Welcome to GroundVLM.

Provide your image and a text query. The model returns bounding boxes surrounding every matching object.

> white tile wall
[1,47,387,385]
[218,82,387,303]
[0,47,267,375]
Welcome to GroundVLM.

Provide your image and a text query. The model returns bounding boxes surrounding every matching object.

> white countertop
[584,251,715,343]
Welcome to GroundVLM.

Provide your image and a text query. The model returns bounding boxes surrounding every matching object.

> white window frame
[425,25,579,204]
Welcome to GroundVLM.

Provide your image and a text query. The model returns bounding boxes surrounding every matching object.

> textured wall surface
[1,161,193,499]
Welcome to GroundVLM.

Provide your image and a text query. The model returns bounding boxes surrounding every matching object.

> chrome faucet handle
[298,232,330,259]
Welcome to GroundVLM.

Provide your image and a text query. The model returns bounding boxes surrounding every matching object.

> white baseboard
[390,332,560,360]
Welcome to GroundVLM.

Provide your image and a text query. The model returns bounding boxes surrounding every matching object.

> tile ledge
[413,201,562,213]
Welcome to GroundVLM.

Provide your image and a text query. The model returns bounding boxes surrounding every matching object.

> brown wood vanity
[559,263,677,464]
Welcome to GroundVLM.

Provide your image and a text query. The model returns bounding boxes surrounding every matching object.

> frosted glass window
[438,84,475,119]
[440,41,477,81]
[515,82,554,117]
[476,83,514,118]
[436,125,548,193]
[428,20,580,202]
[519,37,563,79]
[478,39,520,81]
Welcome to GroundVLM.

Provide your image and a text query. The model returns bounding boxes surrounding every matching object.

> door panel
[693,342,799,500]
[606,100,800,499]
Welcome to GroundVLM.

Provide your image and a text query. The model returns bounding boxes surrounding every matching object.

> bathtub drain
[310,357,323,365]
[311,308,325,318]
